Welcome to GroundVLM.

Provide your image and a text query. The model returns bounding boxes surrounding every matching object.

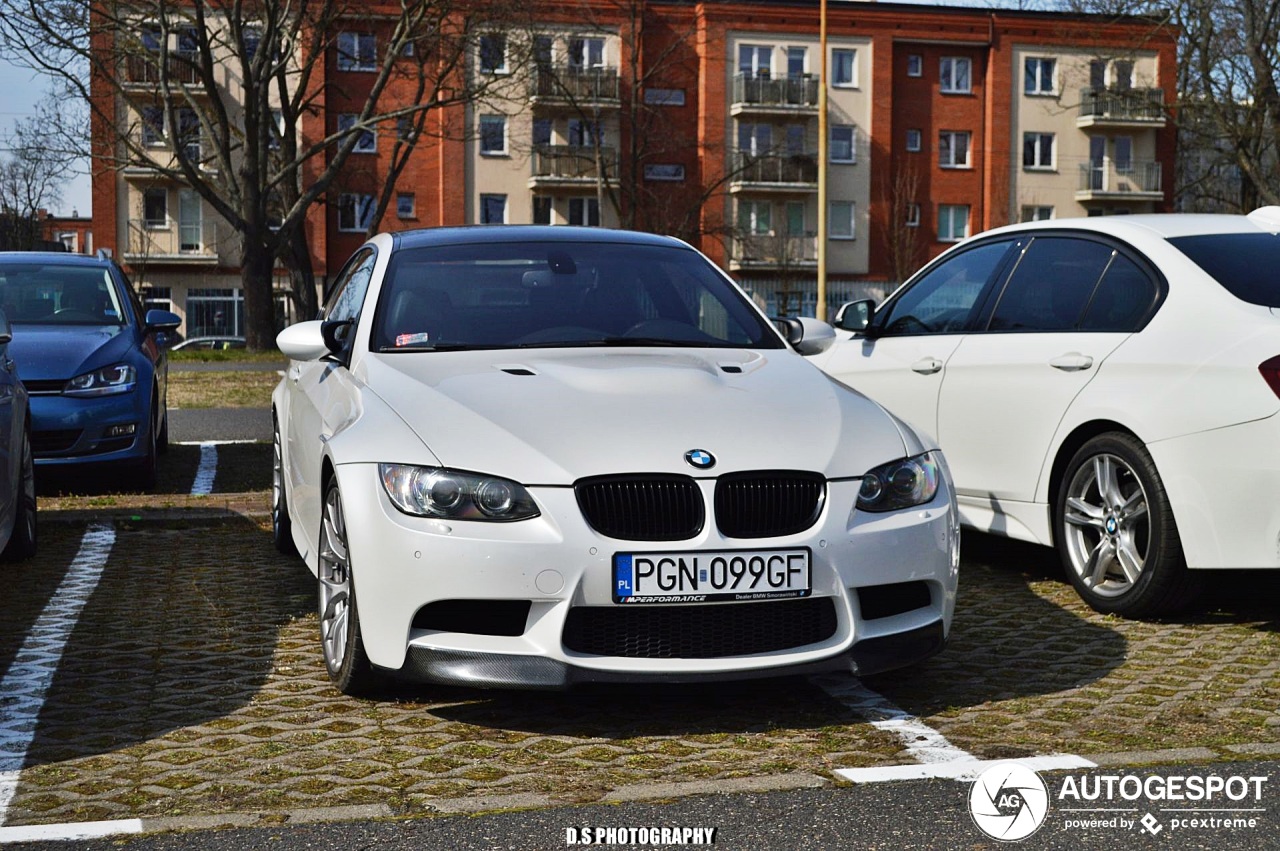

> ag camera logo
[969,763,1050,841]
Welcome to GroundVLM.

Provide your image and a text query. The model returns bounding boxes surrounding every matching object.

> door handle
[910,357,943,375]
[288,366,301,383]
[1049,353,1094,372]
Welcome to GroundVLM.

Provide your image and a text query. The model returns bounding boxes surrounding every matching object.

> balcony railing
[123,218,221,262]
[731,151,819,187]
[1078,87,1165,125]
[1076,160,1163,198]
[529,65,620,104]
[732,74,819,109]
[531,145,615,181]
[122,53,200,86]
[732,233,818,269]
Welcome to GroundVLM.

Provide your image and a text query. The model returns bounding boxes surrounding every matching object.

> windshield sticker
[395,332,431,347]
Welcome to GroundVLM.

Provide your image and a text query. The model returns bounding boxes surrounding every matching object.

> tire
[157,405,170,455]
[318,479,381,695]
[271,415,297,556]
[1055,432,1201,617]
[1,428,37,562]
[132,400,159,491]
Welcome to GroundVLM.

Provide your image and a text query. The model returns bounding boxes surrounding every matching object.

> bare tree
[881,162,925,286]
[0,105,71,249]
[0,0,519,347]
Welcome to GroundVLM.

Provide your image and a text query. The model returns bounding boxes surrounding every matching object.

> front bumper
[29,391,151,466]
[333,460,960,688]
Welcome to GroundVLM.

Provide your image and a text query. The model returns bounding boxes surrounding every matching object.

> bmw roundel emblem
[684,449,716,470]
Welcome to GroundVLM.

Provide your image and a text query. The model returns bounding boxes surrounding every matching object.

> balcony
[122,53,200,87]
[728,152,818,193]
[1077,87,1166,128]
[1075,160,1163,201]
[123,218,222,264]
[528,145,616,188]
[731,74,820,116]
[529,65,620,108]
[729,233,818,271]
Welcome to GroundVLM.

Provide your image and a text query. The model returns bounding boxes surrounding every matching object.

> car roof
[982,211,1280,242]
[390,226,690,251]
[0,251,115,267]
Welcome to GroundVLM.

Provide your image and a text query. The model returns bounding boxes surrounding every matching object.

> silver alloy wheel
[318,486,351,672]
[1062,452,1150,598]
[272,425,284,523]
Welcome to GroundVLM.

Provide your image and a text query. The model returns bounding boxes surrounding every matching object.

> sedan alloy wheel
[318,481,378,694]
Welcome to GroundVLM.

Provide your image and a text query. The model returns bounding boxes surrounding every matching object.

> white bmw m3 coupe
[273,227,959,694]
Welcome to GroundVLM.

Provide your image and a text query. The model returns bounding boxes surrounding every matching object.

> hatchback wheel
[2,428,37,561]
[318,480,380,695]
[1056,433,1200,617]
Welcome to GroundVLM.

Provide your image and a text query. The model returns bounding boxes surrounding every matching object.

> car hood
[8,324,132,381]
[358,348,911,484]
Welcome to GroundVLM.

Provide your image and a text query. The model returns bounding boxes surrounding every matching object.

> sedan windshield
[0,264,127,326]
[371,240,783,352]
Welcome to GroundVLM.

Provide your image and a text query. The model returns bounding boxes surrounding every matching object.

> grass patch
[168,370,280,409]
[169,348,287,364]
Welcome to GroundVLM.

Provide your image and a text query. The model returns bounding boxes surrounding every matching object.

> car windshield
[0,263,128,326]
[1167,233,1280,308]
[371,240,783,352]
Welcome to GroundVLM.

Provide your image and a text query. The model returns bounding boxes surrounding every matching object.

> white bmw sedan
[273,227,959,694]
[814,208,1280,619]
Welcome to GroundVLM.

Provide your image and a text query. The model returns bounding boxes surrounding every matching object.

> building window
[397,193,416,219]
[397,116,416,142]
[338,114,376,153]
[479,34,507,74]
[644,164,686,181]
[1114,135,1133,172]
[1021,205,1054,222]
[402,41,415,58]
[938,204,970,242]
[906,129,922,152]
[140,25,163,52]
[739,44,772,78]
[480,193,507,224]
[141,107,164,146]
[479,114,507,155]
[269,109,285,150]
[337,32,376,72]
[643,88,685,106]
[568,197,599,226]
[1022,132,1054,169]
[905,203,921,227]
[338,193,375,232]
[1024,57,1056,95]
[143,188,168,227]
[739,199,771,234]
[140,285,172,313]
[940,56,972,94]
[568,119,601,147]
[533,196,552,225]
[829,201,855,240]
[187,287,244,337]
[569,37,604,69]
[787,46,807,78]
[177,108,201,162]
[830,125,855,163]
[832,48,856,87]
[939,131,971,168]
[907,54,923,77]
[532,118,552,147]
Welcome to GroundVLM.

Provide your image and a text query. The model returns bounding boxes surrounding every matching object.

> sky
[0,57,94,218]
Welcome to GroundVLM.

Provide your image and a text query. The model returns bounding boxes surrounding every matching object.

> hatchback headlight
[64,364,136,396]
[857,452,941,513]
[379,464,540,521]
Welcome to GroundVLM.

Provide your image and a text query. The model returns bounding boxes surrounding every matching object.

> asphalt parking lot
[3,440,1279,835]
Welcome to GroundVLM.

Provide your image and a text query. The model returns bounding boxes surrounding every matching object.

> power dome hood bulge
[356,348,911,484]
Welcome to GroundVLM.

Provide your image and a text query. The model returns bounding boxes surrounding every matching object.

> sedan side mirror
[775,316,836,356]
[277,320,330,361]
[833,299,875,332]
[144,309,182,334]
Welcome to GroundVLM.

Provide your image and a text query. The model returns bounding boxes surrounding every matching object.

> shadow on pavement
[35,442,271,497]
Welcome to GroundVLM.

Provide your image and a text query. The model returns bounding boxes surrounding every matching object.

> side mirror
[833,299,875,332]
[321,318,354,355]
[277,320,329,361]
[144,309,182,334]
[774,316,836,356]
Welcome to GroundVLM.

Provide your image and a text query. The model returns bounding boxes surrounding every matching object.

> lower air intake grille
[32,429,81,454]
[715,471,826,538]
[562,597,837,658]
[575,475,704,541]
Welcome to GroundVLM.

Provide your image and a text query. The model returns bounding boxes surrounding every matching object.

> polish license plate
[612,549,811,604]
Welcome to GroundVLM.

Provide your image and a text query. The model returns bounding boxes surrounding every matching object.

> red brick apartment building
[91,0,1176,333]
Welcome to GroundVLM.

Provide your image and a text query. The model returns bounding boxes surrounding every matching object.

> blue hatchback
[0,253,181,489]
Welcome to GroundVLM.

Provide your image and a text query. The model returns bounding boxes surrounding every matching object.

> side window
[324,247,376,322]
[988,237,1114,332]
[878,240,1014,336]
[1080,253,1157,332]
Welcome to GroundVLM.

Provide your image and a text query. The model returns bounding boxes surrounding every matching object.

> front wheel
[1,428,36,561]
[271,416,297,556]
[1055,432,1200,617]
[318,479,380,695]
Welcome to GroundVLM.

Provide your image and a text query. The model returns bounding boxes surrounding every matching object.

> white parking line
[0,525,116,825]
[190,442,218,495]
[811,674,1095,783]
[0,818,142,844]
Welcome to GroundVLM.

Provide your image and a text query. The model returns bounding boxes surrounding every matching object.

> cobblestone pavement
[3,467,1278,828]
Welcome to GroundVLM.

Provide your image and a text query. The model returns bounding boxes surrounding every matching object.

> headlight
[64,364,137,396]
[857,452,941,513]
[379,464,540,521]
